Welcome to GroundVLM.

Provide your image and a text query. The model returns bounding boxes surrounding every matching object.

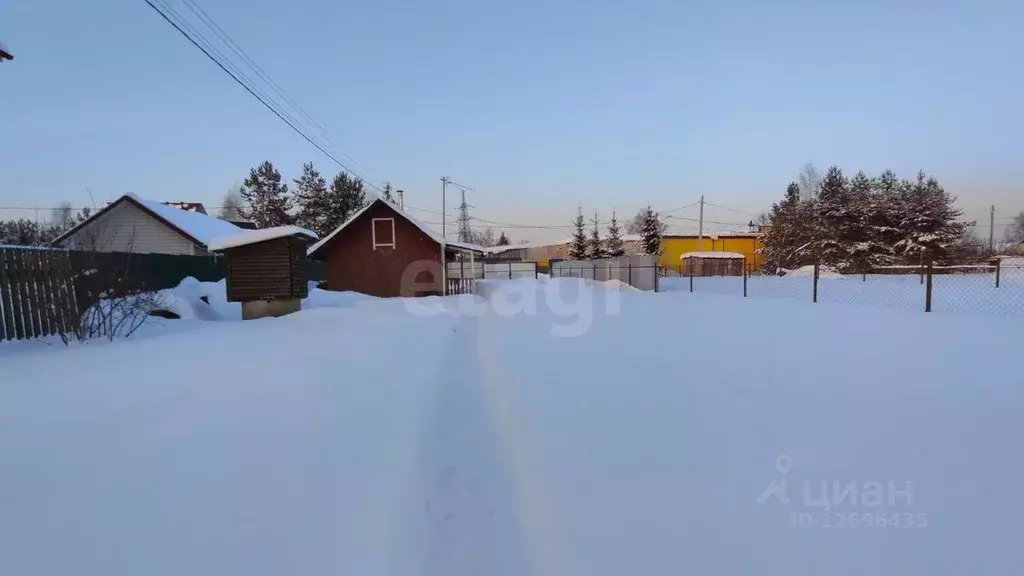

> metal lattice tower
[457,190,473,243]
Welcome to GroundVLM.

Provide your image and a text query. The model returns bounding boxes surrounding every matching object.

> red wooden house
[307,198,483,297]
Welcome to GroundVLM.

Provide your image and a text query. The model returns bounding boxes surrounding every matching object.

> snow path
[397,313,535,576]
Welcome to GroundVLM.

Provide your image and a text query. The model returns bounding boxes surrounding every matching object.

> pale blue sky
[2,0,1022,242]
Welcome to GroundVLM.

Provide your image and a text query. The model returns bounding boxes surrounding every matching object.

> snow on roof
[127,194,243,247]
[308,198,484,257]
[666,231,760,238]
[51,193,243,248]
[484,238,579,253]
[209,226,318,252]
[680,251,746,259]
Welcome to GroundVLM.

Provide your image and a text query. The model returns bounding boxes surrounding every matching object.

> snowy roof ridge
[308,198,483,256]
[209,226,317,252]
[52,193,242,248]
[680,251,746,259]
[126,194,243,246]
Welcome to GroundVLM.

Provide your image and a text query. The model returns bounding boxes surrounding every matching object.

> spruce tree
[324,172,366,234]
[293,162,331,236]
[569,207,588,260]
[604,209,625,257]
[240,161,292,228]
[638,204,663,256]
[381,183,395,204]
[588,211,606,259]
[496,231,510,246]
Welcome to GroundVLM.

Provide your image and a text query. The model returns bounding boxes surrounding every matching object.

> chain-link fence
[658,258,1024,317]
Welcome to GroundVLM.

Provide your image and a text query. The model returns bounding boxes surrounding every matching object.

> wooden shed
[680,251,746,277]
[307,197,483,297]
[208,226,319,320]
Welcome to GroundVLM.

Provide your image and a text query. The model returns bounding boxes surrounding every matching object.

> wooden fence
[0,245,330,342]
[0,246,81,341]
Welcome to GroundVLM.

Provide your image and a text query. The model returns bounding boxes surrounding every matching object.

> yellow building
[660,233,763,272]
[492,232,764,271]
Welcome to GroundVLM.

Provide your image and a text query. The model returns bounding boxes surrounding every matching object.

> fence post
[535,263,538,279]
[995,258,1001,288]
[743,259,748,297]
[689,263,694,293]
[862,270,866,282]
[813,262,819,303]
[925,260,933,312]
[628,261,632,287]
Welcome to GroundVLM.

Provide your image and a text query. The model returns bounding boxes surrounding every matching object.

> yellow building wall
[660,236,763,271]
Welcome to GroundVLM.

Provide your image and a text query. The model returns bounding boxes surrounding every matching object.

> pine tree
[761,182,814,272]
[381,183,395,204]
[293,162,331,236]
[638,204,663,256]
[870,169,905,264]
[325,172,366,234]
[894,171,968,262]
[240,161,292,228]
[812,165,848,267]
[0,218,42,246]
[569,207,588,260]
[496,231,510,246]
[844,170,885,270]
[604,209,625,258]
[587,211,606,259]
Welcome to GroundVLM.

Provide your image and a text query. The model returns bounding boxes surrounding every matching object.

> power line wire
[144,0,383,193]
[177,0,367,174]
[703,201,756,217]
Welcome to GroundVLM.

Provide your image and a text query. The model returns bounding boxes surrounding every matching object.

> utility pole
[440,177,449,290]
[697,195,705,251]
[441,177,449,242]
[989,205,996,251]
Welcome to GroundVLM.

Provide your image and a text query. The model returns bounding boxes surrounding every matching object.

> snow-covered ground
[662,267,1024,316]
[2,278,1023,575]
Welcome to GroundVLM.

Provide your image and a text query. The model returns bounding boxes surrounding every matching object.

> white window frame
[372,218,396,249]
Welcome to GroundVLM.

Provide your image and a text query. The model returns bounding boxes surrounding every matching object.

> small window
[372,218,395,249]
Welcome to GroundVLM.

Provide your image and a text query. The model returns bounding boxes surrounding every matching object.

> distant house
[52,193,242,255]
[308,197,483,297]
[160,200,257,230]
[0,41,12,62]
[996,240,1024,255]
[162,201,208,214]
[228,220,258,230]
